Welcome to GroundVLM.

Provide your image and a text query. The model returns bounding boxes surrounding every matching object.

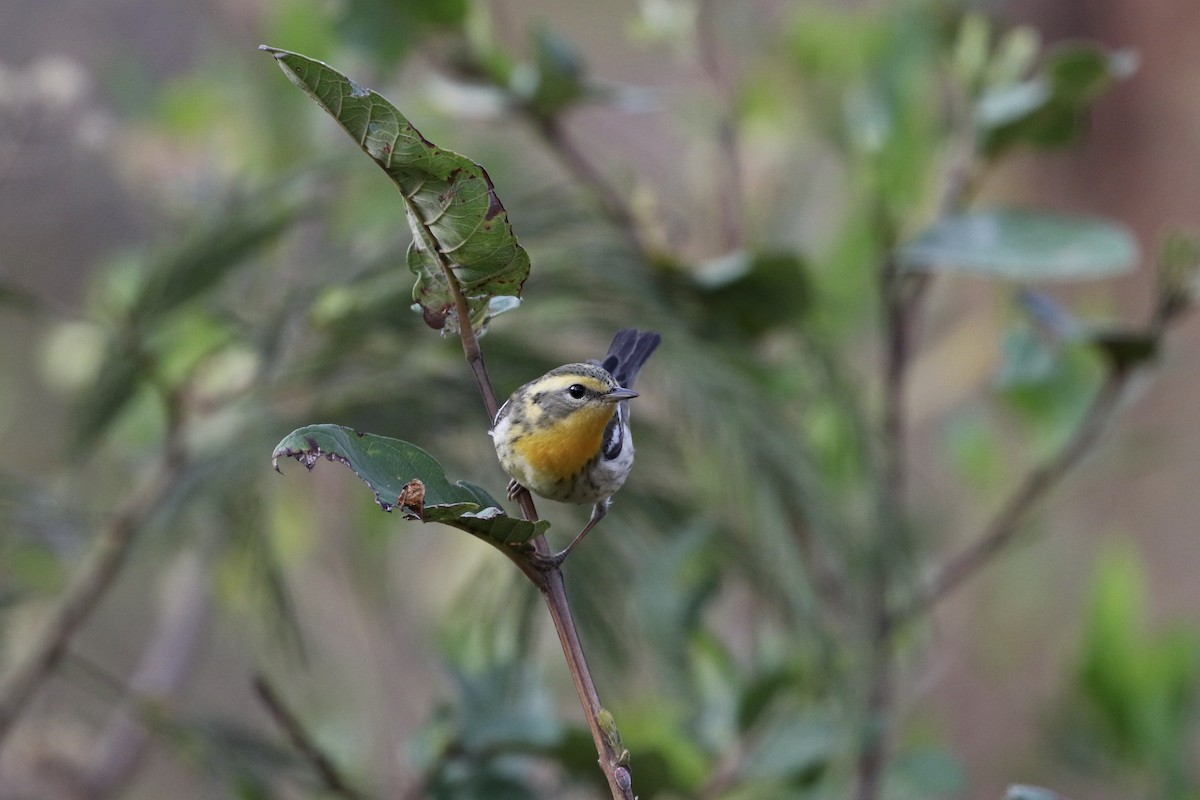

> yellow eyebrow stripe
[527,373,611,395]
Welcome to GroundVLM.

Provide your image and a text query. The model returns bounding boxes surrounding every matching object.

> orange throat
[514,405,614,479]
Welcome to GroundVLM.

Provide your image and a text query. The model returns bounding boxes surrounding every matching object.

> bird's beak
[603,388,639,402]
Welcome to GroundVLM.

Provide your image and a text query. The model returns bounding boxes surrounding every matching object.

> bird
[490,328,661,564]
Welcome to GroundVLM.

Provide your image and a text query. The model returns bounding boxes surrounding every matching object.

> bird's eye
[567,383,587,399]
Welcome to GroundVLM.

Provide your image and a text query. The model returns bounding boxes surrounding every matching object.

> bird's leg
[507,478,523,500]
[533,498,610,569]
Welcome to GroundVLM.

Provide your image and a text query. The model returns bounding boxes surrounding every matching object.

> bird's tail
[598,328,661,390]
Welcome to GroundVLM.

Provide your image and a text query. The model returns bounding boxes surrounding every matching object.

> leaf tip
[270,434,328,473]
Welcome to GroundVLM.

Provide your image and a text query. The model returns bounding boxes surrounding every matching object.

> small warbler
[491,329,661,563]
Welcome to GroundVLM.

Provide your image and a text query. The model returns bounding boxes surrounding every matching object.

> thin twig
[431,231,635,799]
[853,125,984,800]
[853,609,894,800]
[252,674,366,800]
[533,116,649,260]
[696,0,745,253]
[74,547,212,799]
[0,439,187,753]
[854,202,905,800]
[895,369,1131,624]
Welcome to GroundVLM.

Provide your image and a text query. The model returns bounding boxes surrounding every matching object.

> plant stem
[0,439,186,754]
[76,546,211,799]
[533,569,635,799]
[533,116,649,260]
[855,233,905,800]
[254,674,366,800]
[895,368,1131,624]
[697,0,745,253]
[433,243,635,800]
[854,141,982,800]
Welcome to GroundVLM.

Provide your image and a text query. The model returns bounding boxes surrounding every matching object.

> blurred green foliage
[2,0,1197,798]
[1055,545,1200,798]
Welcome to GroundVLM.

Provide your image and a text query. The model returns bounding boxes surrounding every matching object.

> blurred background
[1,0,1198,798]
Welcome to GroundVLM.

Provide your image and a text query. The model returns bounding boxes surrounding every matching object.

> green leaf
[0,280,50,315]
[740,712,835,784]
[130,197,301,324]
[1047,44,1135,106]
[684,250,814,340]
[333,0,469,66]
[1088,328,1159,373]
[271,424,547,547]
[1005,786,1066,800]
[900,210,1137,280]
[261,47,531,336]
[736,668,794,733]
[525,28,589,120]
[979,44,1136,158]
[71,337,146,448]
[1156,230,1200,319]
[994,327,1058,388]
[888,747,967,796]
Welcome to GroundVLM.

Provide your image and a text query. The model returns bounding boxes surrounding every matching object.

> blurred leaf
[272,424,548,546]
[130,198,301,324]
[1047,44,1135,105]
[683,250,814,340]
[262,47,531,336]
[1006,785,1067,800]
[995,327,1057,387]
[553,726,612,792]
[901,210,1137,280]
[165,714,309,790]
[0,280,51,315]
[979,44,1136,157]
[986,26,1041,87]
[151,311,238,387]
[222,494,309,661]
[417,664,560,799]
[453,664,561,752]
[887,747,967,797]
[741,712,836,785]
[1064,542,1200,795]
[72,193,303,446]
[524,28,589,120]
[427,769,537,800]
[71,336,146,448]
[787,6,889,81]
[611,709,708,796]
[995,328,1101,448]
[1156,230,1200,320]
[944,412,1005,491]
[1088,328,1159,373]
[1018,288,1083,341]
[736,668,794,733]
[1017,289,1159,374]
[951,14,992,92]
[333,0,469,66]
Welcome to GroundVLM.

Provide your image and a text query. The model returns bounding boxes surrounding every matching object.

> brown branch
[0,441,186,754]
[854,135,981,800]
[431,239,635,799]
[74,547,212,799]
[895,368,1131,624]
[533,116,650,260]
[253,674,366,800]
[696,0,744,253]
[854,203,906,800]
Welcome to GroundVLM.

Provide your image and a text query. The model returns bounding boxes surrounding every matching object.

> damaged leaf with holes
[272,424,548,546]
[262,47,530,336]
